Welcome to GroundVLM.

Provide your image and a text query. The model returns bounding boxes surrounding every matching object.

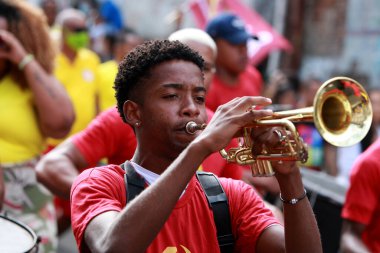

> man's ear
[123,100,141,125]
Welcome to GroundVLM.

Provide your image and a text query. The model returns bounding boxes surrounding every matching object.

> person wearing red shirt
[70,39,321,253]
[36,28,243,234]
[205,12,263,112]
[36,29,242,200]
[340,138,380,253]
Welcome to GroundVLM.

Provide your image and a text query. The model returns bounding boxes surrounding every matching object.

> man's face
[215,39,248,75]
[62,18,89,51]
[136,60,207,158]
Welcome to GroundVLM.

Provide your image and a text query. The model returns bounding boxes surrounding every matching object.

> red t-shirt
[206,66,263,112]
[71,165,280,253]
[72,106,242,179]
[72,107,137,167]
[341,139,380,252]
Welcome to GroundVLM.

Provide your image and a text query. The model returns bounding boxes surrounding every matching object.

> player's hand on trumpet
[195,96,273,155]
[250,126,308,175]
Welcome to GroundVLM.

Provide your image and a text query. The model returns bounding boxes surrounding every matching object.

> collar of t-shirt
[130,161,187,198]
[130,161,159,185]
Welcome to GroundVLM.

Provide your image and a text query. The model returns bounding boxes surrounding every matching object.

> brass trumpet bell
[220,76,373,176]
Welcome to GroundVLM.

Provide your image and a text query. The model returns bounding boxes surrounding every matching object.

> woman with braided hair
[0,0,74,251]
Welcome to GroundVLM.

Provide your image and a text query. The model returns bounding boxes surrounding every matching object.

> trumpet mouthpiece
[185,121,206,134]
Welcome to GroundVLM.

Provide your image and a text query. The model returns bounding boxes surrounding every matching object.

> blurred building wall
[284,0,380,88]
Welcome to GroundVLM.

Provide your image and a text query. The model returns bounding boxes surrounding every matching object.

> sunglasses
[68,27,88,33]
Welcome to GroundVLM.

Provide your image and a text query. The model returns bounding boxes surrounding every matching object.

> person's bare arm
[340,219,370,253]
[36,139,88,199]
[0,30,74,138]
[253,127,322,253]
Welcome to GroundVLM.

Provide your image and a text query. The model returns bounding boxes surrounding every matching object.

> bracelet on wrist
[279,189,307,205]
[18,54,34,70]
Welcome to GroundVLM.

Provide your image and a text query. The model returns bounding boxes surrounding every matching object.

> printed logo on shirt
[163,245,191,253]
[82,69,94,82]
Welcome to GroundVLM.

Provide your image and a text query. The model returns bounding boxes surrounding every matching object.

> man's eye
[196,96,205,103]
[164,94,178,99]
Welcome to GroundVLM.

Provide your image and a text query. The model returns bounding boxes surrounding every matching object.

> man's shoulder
[78,48,101,63]
[217,177,253,195]
[75,164,124,184]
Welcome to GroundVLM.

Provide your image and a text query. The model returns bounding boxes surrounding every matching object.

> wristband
[279,189,307,205]
[18,54,34,70]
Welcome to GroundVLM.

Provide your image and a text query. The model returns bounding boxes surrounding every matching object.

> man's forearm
[23,60,74,138]
[36,154,79,199]
[91,141,210,253]
[276,169,322,253]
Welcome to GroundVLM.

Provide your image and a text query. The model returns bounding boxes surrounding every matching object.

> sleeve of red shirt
[70,165,126,252]
[71,107,137,167]
[71,107,117,167]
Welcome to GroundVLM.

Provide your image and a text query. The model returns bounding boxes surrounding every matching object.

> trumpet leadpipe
[185,121,207,134]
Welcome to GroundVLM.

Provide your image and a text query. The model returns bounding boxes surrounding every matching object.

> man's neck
[215,67,240,86]
[61,44,78,62]
[131,149,177,175]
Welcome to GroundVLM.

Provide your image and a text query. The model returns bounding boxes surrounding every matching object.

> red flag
[189,0,209,29]
[189,0,293,66]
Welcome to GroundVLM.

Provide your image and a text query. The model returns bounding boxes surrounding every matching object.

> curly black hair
[114,39,205,122]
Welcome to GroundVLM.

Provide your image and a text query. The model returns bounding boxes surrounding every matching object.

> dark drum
[0,214,39,253]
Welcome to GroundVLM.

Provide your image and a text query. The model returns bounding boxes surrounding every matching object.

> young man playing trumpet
[70,40,322,253]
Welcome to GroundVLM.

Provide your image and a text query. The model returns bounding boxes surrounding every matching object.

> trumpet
[185,77,373,176]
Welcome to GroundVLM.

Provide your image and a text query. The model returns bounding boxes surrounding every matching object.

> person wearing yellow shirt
[97,29,144,112]
[47,8,101,149]
[0,1,74,252]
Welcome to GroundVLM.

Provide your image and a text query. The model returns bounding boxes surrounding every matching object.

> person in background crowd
[358,87,380,151]
[98,0,123,35]
[97,28,145,112]
[295,77,336,173]
[47,8,101,151]
[0,0,74,251]
[40,0,59,28]
[340,137,380,253]
[263,69,300,111]
[70,39,322,253]
[205,12,263,112]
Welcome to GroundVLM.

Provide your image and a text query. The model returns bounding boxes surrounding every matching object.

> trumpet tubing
[185,77,373,177]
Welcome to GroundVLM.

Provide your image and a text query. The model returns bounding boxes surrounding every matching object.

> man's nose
[181,96,200,117]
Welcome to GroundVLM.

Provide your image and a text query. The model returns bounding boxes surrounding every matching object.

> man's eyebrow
[162,83,206,92]
[194,86,207,93]
[162,83,183,89]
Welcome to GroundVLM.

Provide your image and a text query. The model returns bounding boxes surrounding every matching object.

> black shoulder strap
[121,161,145,203]
[121,164,234,252]
[196,171,234,253]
